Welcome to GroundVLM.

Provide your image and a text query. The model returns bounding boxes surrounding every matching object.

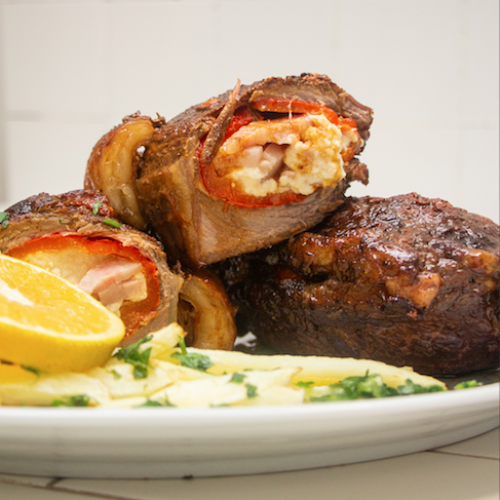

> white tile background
[0,0,498,222]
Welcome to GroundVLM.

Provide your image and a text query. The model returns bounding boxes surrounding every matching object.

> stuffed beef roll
[85,73,373,268]
[0,190,183,346]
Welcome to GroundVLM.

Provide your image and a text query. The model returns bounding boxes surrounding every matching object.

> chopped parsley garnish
[172,335,214,372]
[92,200,104,215]
[0,212,9,229]
[103,217,121,228]
[230,372,246,384]
[138,397,175,408]
[171,351,214,372]
[21,365,41,376]
[110,369,122,380]
[454,380,482,390]
[52,394,91,407]
[394,379,444,396]
[113,335,153,380]
[309,373,444,403]
[178,335,188,355]
[245,383,258,399]
[140,399,163,407]
[296,381,314,388]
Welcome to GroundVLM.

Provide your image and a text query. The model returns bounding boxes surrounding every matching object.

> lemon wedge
[0,253,125,373]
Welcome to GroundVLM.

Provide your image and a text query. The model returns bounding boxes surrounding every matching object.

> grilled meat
[219,194,500,376]
[0,190,183,346]
[86,74,373,269]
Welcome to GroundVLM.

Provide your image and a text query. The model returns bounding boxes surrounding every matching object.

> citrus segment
[0,254,125,373]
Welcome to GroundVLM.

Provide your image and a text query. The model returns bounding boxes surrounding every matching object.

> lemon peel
[0,254,125,373]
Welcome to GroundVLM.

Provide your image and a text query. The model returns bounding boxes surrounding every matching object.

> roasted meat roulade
[219,194,500,376]
[0,190,237,350]
[0,190,182,346]
[85,73,373,268]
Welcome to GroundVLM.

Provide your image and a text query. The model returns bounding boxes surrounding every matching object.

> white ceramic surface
[0,383,498,479]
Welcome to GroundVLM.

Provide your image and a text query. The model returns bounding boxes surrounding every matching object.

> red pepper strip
[7,234,160,338]
[252,99,358,162]
[223,106,256,140]
[251,98,358,130]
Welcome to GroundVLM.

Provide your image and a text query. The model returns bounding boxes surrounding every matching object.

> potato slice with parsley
[0,323,449,408]
[180,347,446,391]
[233,368,304,406]
[129,367,303,408]
[87,358,179,399]
[0,371,110,406]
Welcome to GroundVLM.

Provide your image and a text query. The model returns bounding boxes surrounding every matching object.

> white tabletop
[0,426,498,500]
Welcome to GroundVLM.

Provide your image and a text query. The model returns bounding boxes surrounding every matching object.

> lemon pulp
[0,254,125,373]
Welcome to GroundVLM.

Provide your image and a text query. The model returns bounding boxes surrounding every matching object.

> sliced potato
[181,347,446,390]
[0,372,110,406]
[0,322,448,408]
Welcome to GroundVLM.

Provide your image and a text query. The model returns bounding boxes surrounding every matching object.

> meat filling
[212,114,360,198]
[78,257,147,313]
[18,250,148,316]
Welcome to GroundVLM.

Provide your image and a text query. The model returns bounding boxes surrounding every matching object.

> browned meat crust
[0,190,183,346]
[218,193,500,376]
[136,73,373,269]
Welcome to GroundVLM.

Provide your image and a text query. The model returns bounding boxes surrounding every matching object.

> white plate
[0,383,498,479]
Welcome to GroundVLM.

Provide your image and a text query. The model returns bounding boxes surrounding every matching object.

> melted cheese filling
[213,114,359,197]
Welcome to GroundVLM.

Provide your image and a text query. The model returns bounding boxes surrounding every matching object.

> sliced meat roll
[0,190,183,346]
[218,194,500,376]
[85,73,373,268]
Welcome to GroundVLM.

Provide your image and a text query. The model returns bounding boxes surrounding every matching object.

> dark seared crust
[5,190,114,221]
[0,190,184,345]
[137,74,372,268]
[219,194,500,376]
[245,73,373,140]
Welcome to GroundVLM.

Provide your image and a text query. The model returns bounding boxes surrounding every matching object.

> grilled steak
[130,73,372,268]
[0,190,183,346]
[219,193,500,376]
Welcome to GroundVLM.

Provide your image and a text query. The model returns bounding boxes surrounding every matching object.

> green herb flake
[0,212,9,229]
[178,335,188,355]
[103,217,121,229]
[296,381,314,388]
[21,365,41,376]
[395,379,444,396]
[113,334,153,380]
[171,351,214,372]
[245,383,258,399]
[92,200,104,215]
[309,374,445,403]
[230,372,246,384]
[51,394,91,407]
[139,399,163,407]
[454,380,483,390]
[110,369,122,380]
[138,396,175,408]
